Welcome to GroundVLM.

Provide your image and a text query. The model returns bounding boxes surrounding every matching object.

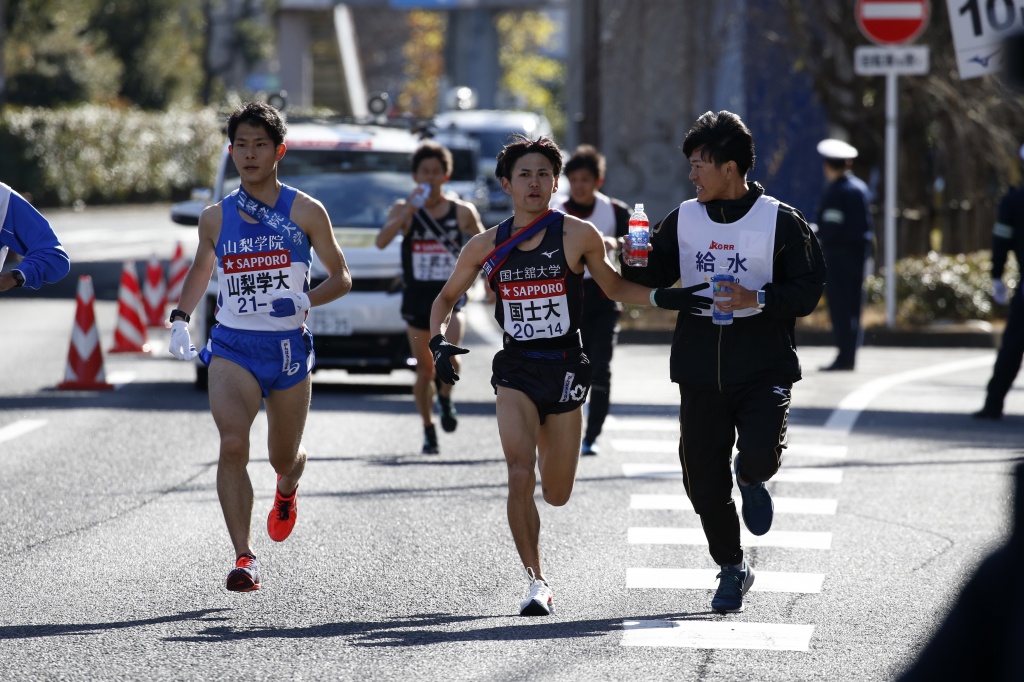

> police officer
[973,148,1024,420]
[815,138,873,371]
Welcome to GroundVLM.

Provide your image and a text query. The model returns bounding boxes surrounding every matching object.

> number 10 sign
[946,0,1024,78]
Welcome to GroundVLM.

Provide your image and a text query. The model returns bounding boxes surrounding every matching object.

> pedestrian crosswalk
[611,412,844,653]
[631,493,838,515]
[626,567,825,593]
[621,462,844,484]
[622,620,816,652]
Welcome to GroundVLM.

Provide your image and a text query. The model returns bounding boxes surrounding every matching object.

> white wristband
[650,289,659,307]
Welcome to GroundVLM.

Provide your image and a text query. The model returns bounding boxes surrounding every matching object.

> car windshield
[448,147,477,182]
[470,131,517,162]
[223,148,415,228]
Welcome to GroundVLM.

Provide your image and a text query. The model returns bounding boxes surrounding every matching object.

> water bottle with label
[711,266,736,326]
[625,203,649,267]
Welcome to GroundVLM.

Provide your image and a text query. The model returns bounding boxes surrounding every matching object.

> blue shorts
[204,325,314,397]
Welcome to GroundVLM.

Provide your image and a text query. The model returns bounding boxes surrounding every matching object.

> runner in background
[552,145,631,456]
[377,141,485,454]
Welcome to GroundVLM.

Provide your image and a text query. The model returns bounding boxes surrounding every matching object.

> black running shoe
[972,408,1002,420]
[438,396,458,433]
[422,424,439,455]
[711,561,754,613]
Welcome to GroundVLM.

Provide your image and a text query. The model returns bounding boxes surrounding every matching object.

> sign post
[854,0,930,328]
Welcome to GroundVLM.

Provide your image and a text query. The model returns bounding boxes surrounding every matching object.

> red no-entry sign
[856,0,930,45]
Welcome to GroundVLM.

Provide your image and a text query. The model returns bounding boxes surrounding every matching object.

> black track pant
[823,247,868,367]
[678,380,791,566]
[581,281,620,444]
[983,290,1024,414]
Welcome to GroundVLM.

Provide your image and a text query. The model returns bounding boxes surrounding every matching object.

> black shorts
[402,286,465,331]
[490,347,592,424]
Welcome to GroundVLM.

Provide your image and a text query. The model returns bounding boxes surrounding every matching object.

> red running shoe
[267,476,298,542]
[226,553,260,592]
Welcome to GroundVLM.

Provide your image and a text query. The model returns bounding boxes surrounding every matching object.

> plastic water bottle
[711,269,736,326]
[626,203,649,267]
[410,183,431,209]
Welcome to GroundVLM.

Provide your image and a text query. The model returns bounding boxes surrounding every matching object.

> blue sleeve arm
[2,193,71,289]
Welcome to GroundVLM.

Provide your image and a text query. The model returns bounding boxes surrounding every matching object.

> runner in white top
[552,145,632,456]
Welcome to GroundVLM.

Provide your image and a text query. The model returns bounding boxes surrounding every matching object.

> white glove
[168,320,198,360]
[270,290,311,318]
[993,279,1008,305]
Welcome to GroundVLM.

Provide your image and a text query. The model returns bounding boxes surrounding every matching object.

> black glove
[652,283,713,314]
[429,334,470,385]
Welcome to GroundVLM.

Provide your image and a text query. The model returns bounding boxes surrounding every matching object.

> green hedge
[623,250,1019,329]
[866,250,1020,325]
[0,105,226,207]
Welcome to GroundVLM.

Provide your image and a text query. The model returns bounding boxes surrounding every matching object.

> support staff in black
[974,159,1024,420]
[815,138,873,371]
[621,111,826,614]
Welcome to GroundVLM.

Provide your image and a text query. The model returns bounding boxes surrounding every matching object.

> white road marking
[622,620,814,652]
[630,493,837,515]
[603,415,678,432]
[628,527,833,550]
[823,355,994,434]
[618,355,996,653]
[0,419,47,444]
[627,567,825,594]
[622,463,843,484]
[611,439,847,459]
[105,371,137,386]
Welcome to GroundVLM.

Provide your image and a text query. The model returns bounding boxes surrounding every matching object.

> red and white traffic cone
[167,242,189,305]
[142,253,167,327]
[57,275,114,391]
[109,260,151,354]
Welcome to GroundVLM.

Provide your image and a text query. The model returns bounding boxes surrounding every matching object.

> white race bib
[498,278,570,341]
[411,240,457,281]
[220,249,294,316]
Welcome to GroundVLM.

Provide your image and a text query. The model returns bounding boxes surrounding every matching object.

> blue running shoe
[580,439,598,456]
[734,455,774,536]
[711,561,754,613]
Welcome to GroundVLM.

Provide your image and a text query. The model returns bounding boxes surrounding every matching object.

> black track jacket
[620,182,826,391]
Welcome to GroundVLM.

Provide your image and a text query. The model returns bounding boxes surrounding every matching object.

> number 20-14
[511,322,563,339]
[959,0,1024,36]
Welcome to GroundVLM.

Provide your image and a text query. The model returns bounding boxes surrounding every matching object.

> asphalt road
[0,204,1021,680]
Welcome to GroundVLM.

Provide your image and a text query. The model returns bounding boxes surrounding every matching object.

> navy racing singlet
[489,214,583,349]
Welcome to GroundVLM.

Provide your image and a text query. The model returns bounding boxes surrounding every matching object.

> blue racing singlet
[214,185,313,331]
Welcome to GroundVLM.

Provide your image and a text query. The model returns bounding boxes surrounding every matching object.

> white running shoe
[519,569,555,616]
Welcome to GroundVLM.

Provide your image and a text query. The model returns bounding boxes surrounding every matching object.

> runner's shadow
[0,609,230,640]
[161,612,705,645]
